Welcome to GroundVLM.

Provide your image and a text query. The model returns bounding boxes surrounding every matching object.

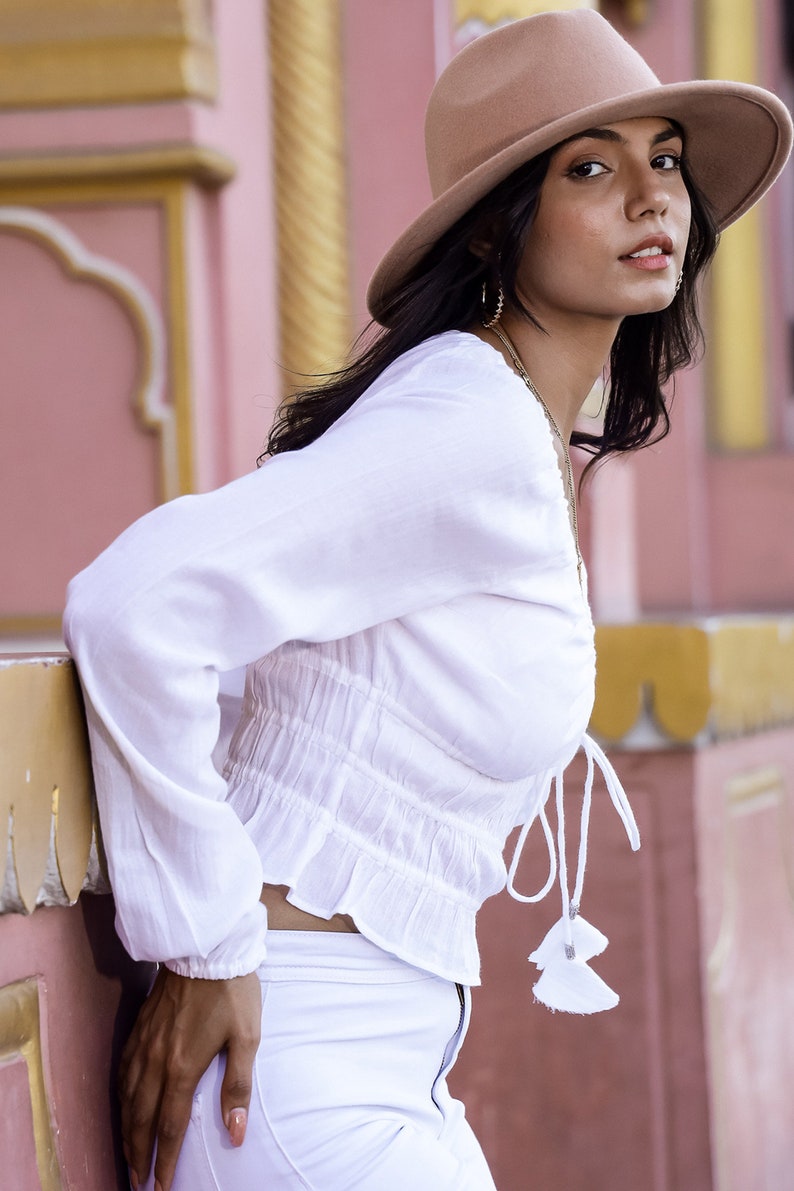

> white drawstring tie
[507,734,640,1013]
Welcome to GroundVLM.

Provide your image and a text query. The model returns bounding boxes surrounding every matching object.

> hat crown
[426,10,661,198]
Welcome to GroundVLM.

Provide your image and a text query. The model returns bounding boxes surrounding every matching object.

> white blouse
[64,332,638,1004]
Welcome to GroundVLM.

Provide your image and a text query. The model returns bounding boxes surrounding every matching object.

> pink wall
[600,0,794,617]
[694,731,794,1191]
[707,454,794,609]
[189,0,281,482]
[634,368,712,613]
[453,729,794,1191]
[0,0,282,486]
[0,896,152,1190]
[5,0,790,626]
[452,748,714,1191]
[343,0,438,327]
[0,215,162,616]
[1,0,280,628]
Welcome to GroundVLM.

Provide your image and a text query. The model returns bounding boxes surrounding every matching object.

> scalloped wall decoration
[0,205,176,500]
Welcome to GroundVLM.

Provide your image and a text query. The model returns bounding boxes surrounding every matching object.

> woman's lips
[619,237,674,270]
[621,251,673,271]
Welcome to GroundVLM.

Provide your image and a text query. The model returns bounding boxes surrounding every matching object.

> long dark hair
[261,142,719,469]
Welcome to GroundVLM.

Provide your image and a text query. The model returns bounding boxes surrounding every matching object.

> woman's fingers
[119,970,167,1184]
[121,1057,163,1187]
[117,968,264,1191]
[219,973,263,1148]
[149,1067,197,1191]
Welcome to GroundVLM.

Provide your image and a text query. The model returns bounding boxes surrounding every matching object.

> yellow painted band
[703,0,768,449]
[592,619,794,744]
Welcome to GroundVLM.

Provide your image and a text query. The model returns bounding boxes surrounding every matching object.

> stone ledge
[0,654,106,915]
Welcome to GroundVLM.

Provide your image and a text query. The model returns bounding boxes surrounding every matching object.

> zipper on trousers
[431,983,467,1113]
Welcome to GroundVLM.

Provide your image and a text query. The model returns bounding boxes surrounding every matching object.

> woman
[64,10,791,1191]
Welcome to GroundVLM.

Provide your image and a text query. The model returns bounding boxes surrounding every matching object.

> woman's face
[515,117,691,325]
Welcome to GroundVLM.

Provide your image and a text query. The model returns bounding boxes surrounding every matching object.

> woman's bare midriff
[260,883,359,932]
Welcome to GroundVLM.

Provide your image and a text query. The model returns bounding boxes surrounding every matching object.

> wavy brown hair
[261,138,718,469]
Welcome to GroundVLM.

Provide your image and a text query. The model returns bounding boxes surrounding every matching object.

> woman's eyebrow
[557,124,683,150]
[650,125,683,145]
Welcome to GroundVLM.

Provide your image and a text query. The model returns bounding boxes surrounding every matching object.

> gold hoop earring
[481,280,504,329]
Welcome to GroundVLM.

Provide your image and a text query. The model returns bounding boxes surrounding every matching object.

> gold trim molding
[0,979,61,1189]
[0,655,104,915]
[455,0,595,23]
[592,618,794,745]
[0,0,216,108]
[0,145,235,189]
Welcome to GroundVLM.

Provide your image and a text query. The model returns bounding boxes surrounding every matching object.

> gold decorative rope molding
[592,618,794,745]
[0,655,104,916]
[268,0,352,392]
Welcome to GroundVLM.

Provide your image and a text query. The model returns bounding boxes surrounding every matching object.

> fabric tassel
[528,912,608,969]
[533,950,619,1014]
[508,734,640,1014]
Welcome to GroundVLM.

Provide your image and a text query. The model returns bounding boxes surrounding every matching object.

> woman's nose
[624,167,670,220]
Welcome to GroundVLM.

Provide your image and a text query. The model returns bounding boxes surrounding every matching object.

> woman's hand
[119,966,262,1191]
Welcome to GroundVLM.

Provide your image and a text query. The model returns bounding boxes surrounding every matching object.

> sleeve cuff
[164,900,268,980]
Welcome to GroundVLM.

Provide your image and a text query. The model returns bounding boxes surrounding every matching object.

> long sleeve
[64,335,570,978]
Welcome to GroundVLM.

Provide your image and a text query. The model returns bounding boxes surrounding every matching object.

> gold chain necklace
[487,322,583,586]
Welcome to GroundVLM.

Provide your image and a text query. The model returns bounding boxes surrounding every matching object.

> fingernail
[227,1106,247,1147]
[129,1171,138,1191]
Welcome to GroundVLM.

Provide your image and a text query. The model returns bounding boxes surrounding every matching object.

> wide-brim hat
[367,8,793,323]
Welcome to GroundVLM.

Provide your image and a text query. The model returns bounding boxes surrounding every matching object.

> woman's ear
[469,236,492,261]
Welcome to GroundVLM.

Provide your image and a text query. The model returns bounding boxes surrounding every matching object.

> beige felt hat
[367,8,793,322]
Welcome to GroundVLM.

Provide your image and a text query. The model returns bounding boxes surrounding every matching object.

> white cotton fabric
[148,931,496,1191]
[63,331,596,984]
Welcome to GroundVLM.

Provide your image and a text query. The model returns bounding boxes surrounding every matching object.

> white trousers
[148,931,497,1190]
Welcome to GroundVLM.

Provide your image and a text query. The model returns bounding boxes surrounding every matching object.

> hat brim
[367,79,793,323]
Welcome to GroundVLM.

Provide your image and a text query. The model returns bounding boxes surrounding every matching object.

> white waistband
[259,929,448,985]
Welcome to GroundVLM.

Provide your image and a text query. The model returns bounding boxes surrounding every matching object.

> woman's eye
[652,152,683,171]
[569,160,608,178]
